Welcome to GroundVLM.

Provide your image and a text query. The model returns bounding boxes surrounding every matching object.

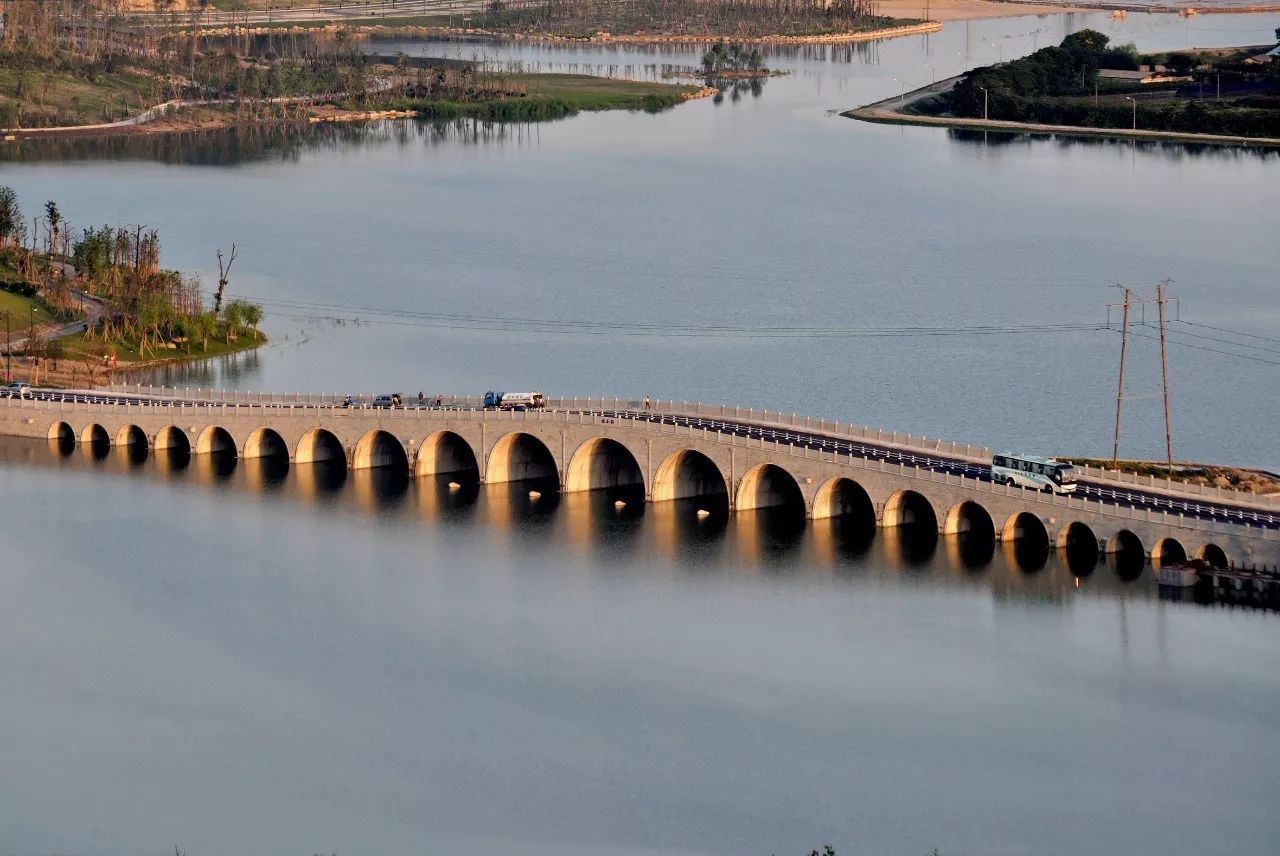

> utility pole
[1111,285,1131,467]
[3,310,9,383]
[1156,279,1174,474]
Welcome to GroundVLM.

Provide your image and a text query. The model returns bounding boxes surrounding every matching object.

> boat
[1157,562,1204,588]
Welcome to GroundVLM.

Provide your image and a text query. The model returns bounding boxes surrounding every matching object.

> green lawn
[0,289,52,327]
[55,330,267,363]
[0,67,158,127]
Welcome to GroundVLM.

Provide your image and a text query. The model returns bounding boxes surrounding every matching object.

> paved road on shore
[13,387,1278,529]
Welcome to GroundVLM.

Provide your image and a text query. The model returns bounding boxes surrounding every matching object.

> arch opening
[47,421,74,443]
[47,421,75,456]
[1002,512,1050,573]
[736,463,805,516]
[883,489,938,530]
[944,501,996,569]
[81,423,110,458]
[882,490,938,564]
[1057,521,1099,577]
[353,430,409,471]
[154,425,191,454]
[296,428,346,467]
[415,430,479,479]
[1106,529,1146,581]
[1152,537,1187,566]
[1196,543,1228,569]
[115,424,147,448]
[652,449,728,503]
[813,478,874,522]
[565,437,644,494]
[244,427,289,460]
[195,426,237,457]
[486,432,558,485]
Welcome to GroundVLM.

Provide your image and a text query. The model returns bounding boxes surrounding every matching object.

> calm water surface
[2,12,1279,855]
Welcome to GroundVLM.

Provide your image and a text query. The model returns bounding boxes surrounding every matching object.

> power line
[1176,320,1280,347]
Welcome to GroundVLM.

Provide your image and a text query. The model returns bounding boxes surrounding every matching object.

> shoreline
[844,75,1280,149]
[188,19,944,46]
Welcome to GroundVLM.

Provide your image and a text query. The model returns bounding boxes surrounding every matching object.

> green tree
[240,302,263,341]
[0,186,24,248]
[43,200,61,254]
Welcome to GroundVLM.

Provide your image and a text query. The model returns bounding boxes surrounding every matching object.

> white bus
[991,453,1079,494]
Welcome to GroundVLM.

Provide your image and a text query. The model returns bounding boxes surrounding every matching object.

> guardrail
[98,382,1280,511]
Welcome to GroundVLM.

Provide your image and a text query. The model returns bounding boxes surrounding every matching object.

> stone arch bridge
[3,389,1278,570]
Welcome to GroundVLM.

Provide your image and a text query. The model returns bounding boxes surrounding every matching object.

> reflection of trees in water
[711,76,768,103]
[145,347,263,388]
[947,128,1280,162]
[1,118,547,166]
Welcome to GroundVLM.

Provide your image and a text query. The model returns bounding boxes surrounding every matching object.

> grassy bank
[1072,458,1280,495]
[53,329,266,364]
[385,74,700,120]
[0,65,158,128]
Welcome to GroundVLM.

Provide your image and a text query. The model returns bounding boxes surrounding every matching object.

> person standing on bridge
[643,396,651,410]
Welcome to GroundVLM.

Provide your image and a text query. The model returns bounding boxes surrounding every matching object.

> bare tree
[214,243,236,315]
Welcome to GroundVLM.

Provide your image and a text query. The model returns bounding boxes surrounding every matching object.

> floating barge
[1158,560,1280,611]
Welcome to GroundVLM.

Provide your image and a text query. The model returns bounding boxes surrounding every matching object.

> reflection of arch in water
[486,432,558,484]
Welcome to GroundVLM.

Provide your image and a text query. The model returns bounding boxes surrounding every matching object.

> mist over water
[2,11,1280,855]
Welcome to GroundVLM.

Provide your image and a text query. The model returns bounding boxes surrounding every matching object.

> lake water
[1,11,1279,856]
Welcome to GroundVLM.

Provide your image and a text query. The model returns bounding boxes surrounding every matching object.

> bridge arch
[195,425,237,456]
[882,489,938,530]
[1196,543,1229,569]
[812,477,875,524]
[116,424,147,448]
[943,501,995,538]
[81,423,110,449]
[296,428,346,467]
[565,437,644,493]
[1001,511,1049,546]
[735,463,805,515]
[487,431,558,484]
[1057,521,1099,576]
[154,425,191,454]
[651,449,727,502]
[1152,537,1187,565]
[415,430,479,478]
[1106,529,1146,581]
[353,429,409,471]
[244,427,289,460]
[47,421,74,443]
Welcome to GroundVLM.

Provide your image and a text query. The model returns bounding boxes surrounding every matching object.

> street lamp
[892,77,906,106]
[925,63,936,85]
[1124,95,1137,130]
[978,85,989,120]
[3,310,9,383]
